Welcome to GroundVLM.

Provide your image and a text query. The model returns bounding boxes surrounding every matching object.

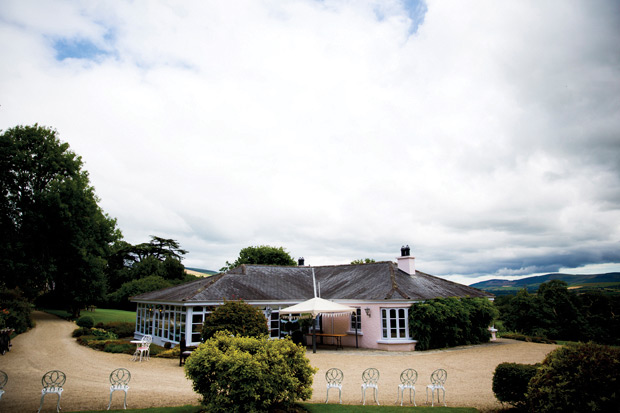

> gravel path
[0,311,558,412]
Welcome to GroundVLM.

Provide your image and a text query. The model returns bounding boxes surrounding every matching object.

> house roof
[131,261,492,303]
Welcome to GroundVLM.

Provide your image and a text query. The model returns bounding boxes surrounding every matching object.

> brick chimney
[397,245,415,275]
[298,257,305,266]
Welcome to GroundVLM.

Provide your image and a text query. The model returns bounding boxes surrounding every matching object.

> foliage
[0,288,33,333]
[0,125,121,316]
[75,334,165,356]
[499,332,555,344]
[221,245,296,272]
[77,315,95,328]
[90,327,118,340]
[105,236,189,308]
[350,258,376,264]
[72,327,90,337]
[527,342,620,412]
[107,237,188,290]
[201,300,268,341]
[409,297,498,350]
[185,332,317,412]
[107,276,172,310]
[496,281,620,344]
[97,321,135,338]
[492,362,540,408]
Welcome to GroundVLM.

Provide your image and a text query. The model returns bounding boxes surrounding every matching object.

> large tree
[0,125,120,316]
[106,236,187,292]
[220,245,296,272]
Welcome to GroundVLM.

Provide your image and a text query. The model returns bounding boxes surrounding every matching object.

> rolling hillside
[470,272,620,295]
[185,267,218,277]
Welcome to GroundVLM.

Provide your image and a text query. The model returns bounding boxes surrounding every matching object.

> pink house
[131,246,492,350]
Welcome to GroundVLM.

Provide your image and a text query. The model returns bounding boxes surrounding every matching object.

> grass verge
[42,308,136,324]
[73,404,479,413]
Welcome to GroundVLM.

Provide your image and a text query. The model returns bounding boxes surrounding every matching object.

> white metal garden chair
[361,367,380,405]
[426,368,447,406]
[131,335,152,362]
[0,370,7,401]
[396,368,418,406]
[324,368,343,404]
[108,368,131,410]
[38,370,66,413]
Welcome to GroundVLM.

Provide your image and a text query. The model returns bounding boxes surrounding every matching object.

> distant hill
[470,272,620,295]
[185,267,218,277]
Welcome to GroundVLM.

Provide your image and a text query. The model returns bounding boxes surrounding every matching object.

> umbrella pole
[312,316,317,353]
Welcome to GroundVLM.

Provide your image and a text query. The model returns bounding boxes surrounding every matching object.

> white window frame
[381,307,410,340]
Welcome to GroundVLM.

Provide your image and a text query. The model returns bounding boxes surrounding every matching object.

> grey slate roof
[131,262,492,303]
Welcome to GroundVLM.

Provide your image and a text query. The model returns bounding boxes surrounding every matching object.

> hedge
[492,362,540,408]
[409,297,498,350]
[527,342,620,412]
[185,332,317,412]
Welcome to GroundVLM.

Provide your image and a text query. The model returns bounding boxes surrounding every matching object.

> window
[269,310,280,338]
[381,308,409,340]
[190,306,214,343]
[350,308,362,331]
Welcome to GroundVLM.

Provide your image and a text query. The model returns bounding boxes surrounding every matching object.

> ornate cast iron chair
[108,368,131,410]
[0,370,7,401]
[361,367,380,405]
[324,368,343,404]
[38,370,66,413]
[426,368,447,406]
[396,368,418,406]
[131,335,152,362]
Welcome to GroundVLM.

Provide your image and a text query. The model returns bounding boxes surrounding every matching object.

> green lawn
[42,308,136,324]
[75,404,478,413]
[304,404,478,413]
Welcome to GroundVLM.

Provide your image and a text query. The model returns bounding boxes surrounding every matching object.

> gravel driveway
[0,311,558,412]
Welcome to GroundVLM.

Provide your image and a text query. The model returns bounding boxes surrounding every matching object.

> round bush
[201,300,268,341]
[527,342,620,412]
[492,362,539,408]
[185,332,317,412]
[72,327,91,337]
[76,315,95,328]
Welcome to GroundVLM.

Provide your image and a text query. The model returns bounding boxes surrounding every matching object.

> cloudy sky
[1,0,619,284]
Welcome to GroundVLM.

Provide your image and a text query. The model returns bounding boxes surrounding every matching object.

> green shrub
[158,346,180,358]
[86,339,110,351]
[90,327,118,340]
[76,335,98,346]
[409,297,498,350]
[492,362,540,408]
[501,332,555,344]
[102,321,135,338]
[76,315,95,328]
[185,332,317,412]
[0,288,34,334]
[201,300,268,341]
[102,340,136,354]
[527,342,620,412]
[72,327,91,337]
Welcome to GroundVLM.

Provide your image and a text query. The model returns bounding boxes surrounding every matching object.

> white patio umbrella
[280,296,355,353]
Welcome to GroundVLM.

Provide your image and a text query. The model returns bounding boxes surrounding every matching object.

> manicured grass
[74,406,201,413]
[42,308,136,324]
[304,405,478,413]
[73,404,478,413]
